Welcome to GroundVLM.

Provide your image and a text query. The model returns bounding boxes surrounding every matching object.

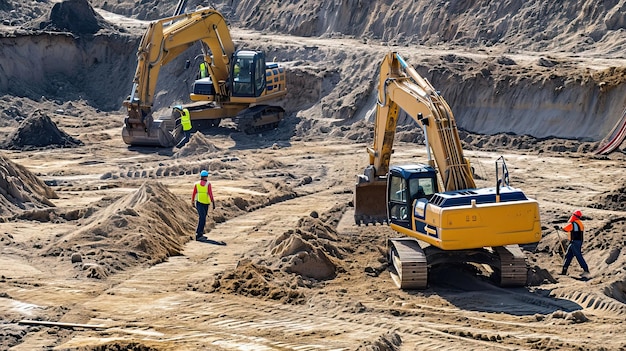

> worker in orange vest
[560,209,590,279]
[191,170,215,240]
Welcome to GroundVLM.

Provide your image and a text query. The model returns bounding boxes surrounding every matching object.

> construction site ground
[1,1,626,350]
[2,117,626,350]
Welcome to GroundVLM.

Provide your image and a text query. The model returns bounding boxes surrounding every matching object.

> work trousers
[195,201,209,236]
[177,130,191,148]
[563,240,589,273]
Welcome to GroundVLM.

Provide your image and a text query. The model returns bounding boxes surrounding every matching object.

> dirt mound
[356,331,402,351]
[43,181,195,278]
[173,133,221,158]
[208,258,307,304]
[28,0,116,35]
[604,277,626,304]
[205,205,348,303]
[0,153,57,216]
[1,111,82,150]
[270,214,347,280]
[587,179,626,211]
[77,341,160,351]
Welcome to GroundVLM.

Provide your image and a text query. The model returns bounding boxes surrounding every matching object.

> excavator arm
[122,8,235,147]
[355,52,475,223]
[370,52,475,191]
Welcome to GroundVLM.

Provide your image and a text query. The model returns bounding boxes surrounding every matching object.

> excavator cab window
[409,178,436,201]
[388,175,410,223]
[231,51,267,97]
[388,166,438,228]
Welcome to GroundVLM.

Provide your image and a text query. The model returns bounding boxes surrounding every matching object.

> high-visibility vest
[199,62,208,78]
[195,181,211,204]
[568,219,584,241]
[181,108,192,131]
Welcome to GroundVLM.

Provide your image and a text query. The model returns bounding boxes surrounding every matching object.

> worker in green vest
[199,61,209,79]
[175,106,192,148]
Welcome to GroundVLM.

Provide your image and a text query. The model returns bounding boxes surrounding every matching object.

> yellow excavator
[122,6,287,147]
[355,52,542,289]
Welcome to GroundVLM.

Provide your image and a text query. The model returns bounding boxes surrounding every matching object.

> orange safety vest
[565,218,584,241]
[195,181,211,204]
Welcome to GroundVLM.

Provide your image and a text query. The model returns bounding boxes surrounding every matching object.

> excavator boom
[355,52,475,224]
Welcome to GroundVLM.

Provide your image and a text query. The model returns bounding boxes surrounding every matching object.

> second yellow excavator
[355,52,542,289]
[122,7,287,147]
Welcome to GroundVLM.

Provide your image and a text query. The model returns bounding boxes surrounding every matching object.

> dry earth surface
[1,0,626,350]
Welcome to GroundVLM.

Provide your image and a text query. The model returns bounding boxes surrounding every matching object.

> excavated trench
[0,0,625,142]
[2,30,625,142]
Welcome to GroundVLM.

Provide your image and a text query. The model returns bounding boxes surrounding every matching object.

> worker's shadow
[197,237,227,245]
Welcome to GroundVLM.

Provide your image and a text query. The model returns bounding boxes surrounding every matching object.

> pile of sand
[0,153,57,216]
[173,133,221,159]
[43,181,195,278]
[588,179,626,211]
[458,130,598,154]
[356,332,402,351]
[270,212,347,280]
[208,258,308,304]
[205,205,348,303]
[1,111,82,150]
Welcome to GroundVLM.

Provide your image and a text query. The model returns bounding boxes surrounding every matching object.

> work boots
[581,271,591,279]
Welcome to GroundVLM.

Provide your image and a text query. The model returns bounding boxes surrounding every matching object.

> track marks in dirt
[552,288,626,316]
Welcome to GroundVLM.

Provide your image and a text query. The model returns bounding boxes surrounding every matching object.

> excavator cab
[387,165,438,230]
[230,50,266,97]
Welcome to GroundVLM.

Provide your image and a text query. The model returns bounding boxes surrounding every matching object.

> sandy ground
[1,113,625,350]
[1,1,626,350]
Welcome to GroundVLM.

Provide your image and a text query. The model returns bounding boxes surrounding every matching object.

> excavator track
[234,105,284,134]
[388,238,428,289]
[494,245,528,287]
[388,239,528,290]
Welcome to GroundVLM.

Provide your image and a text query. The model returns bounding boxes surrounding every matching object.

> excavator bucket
[122,117,177,147]
[354,179,388,225]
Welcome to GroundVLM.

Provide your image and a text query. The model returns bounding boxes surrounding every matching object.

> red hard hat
[573,210,582,218]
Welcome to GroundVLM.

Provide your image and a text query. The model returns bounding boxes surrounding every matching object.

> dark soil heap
[1,111,82,150]
[31,0,114,34]
[0,153,57,216]
[588,179,626,211]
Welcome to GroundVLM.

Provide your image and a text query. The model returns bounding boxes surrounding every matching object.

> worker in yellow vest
[191,170,215,240]
[199,61,209,78]
[175,106,192,148]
